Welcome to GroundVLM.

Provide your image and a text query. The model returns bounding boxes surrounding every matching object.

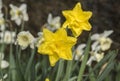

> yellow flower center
[21,35,29,42]
[16,10,22,16]
[0,19,5,25]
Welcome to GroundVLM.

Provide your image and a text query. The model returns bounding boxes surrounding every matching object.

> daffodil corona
[62,2,92,37]
[38,28,76,66]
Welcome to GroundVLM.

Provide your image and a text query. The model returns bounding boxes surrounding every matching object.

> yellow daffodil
[38,28,76,66]
[45,78,50,81]
[62,2,92,37]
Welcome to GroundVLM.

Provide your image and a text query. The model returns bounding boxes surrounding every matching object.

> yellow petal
[73,2,82,12]
[43,28,54,41]
[38,42,56,55]
[70,23,83,37]
[67,36,77,45]
[59,48,72,60]
[49,54,59,66]
[55,28,67,39]
[77,11,92,22]
[83,12,92,20]
[79,21,92,31]
[62,10,74,22]
[62,21,69,28]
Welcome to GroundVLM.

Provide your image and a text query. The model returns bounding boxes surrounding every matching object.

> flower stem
[77,35,91,81]
[55,60,64,81]
[63,60,73,81]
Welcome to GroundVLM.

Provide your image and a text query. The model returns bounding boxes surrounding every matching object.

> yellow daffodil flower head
[38,28,77,66]
[62,2,92,37]
[45,78,50,81]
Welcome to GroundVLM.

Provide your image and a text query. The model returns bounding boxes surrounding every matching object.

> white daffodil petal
[53,16,60,23]
[76,44,86,51]
[15,18,21,25]
[19,4,27,11]
[102,30,114,37]
[1,60,9,69]
[91,33,100,40]
[23,13,29,21]
[91,41,99,51]
[47,13,52,24]
[3,74,8,79]
[95,53,104,62]
[87,56,95,66]
[9,4,18,10]
[74,44,86,61]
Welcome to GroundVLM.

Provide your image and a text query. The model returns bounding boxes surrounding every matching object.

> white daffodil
[91,30,113,51]
[0,13,5,31]
[0,53,9,69]
[9,4,29,25]
[44,13,61,31]
[74,44,86,61]
[30,32,44,48]
[87,42,104,66]
[0,31,16,44]
[87,52,104,66]
[16,31,35,49]
[99,37,112,51]
[35,32,44,47]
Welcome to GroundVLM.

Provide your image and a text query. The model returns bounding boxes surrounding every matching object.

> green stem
[77,35,91,81]
[25,48,36,80]
[89,66,96,81]
[20,18,25,31]
[63,60,73,81]
[55,60,64,81]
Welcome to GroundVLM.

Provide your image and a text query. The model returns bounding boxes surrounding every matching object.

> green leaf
[25,48,36,81]
[89,67,96,81]
[97,61,115,81]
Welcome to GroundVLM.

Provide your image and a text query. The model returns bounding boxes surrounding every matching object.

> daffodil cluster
[75,30,113,66]
[0,0,93,67]
[37,2,92,66]
[0,0,117,81]
[0,0,29,45]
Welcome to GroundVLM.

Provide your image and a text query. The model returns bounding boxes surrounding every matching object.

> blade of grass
[9,44,24,81]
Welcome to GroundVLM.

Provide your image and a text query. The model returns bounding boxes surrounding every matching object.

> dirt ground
[3,0,120,55]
